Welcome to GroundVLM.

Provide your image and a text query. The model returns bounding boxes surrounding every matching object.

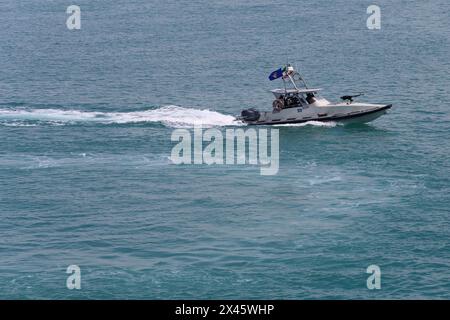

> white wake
[0,105,243,128]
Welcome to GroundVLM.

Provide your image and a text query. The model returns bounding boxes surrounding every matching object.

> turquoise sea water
[0,0,449,299]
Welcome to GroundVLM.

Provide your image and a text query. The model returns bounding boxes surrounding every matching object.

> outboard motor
[240,108,260,121]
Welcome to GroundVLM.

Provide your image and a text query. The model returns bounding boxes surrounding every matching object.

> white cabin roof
[270,88,322,94]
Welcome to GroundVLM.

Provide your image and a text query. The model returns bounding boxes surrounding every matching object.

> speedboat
[239,64,392,125]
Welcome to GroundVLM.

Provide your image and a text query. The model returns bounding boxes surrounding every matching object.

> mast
[297,72,309,89]
[284,64,308,91]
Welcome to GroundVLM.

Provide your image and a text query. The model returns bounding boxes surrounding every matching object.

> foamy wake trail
[0,105,243,128]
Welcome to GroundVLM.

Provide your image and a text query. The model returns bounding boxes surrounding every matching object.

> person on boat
[272,97,284,111]
[306,93,316,104]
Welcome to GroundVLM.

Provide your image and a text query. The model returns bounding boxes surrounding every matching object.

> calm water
[0,0,449,299]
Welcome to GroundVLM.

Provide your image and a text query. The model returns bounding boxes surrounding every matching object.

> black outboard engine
[240,108,260,121]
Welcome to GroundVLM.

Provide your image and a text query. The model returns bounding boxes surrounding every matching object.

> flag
[268,67,285,81]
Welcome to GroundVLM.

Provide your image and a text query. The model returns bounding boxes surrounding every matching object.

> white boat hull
[240,64,392,126]
[241,103,392,125]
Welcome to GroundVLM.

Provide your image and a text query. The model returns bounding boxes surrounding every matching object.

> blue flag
[268,67,284,81]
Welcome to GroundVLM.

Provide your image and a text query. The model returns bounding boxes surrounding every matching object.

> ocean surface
[0,0,449,299]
